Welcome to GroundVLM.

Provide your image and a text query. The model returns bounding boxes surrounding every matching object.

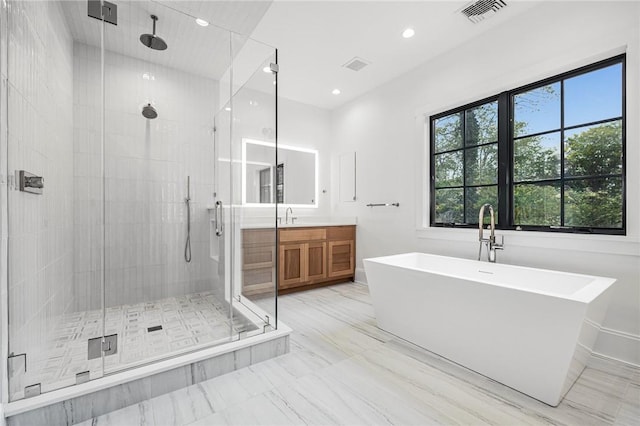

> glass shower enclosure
[2,0,278,402]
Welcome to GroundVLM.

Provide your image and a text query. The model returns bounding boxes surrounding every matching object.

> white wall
[331,1,640,365]
[278,98,331,216]
[3,0,75,397]
[73,43,218,309]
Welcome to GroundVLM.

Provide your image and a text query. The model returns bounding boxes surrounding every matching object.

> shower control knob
[18,170,44,194]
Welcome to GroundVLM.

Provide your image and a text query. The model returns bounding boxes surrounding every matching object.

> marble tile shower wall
[6,0,74,362]
[73,43,218,310]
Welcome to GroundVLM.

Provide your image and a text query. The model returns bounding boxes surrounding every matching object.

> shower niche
[1,0,284,419]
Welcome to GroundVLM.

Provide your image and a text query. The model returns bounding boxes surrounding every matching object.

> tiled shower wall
[73,43,219,310]
[6,0,75,366]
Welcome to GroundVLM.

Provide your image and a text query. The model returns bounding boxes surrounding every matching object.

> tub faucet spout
[478,204,504,262]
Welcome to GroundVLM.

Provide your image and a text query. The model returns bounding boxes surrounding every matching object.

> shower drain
[147,325,163,332]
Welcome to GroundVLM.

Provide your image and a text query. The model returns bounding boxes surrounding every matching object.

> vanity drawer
[327,225,355,241]
[243,229,275,246]
[243,245,275,268]
[279,228,326,242]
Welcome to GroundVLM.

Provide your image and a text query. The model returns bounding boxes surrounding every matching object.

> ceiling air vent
[342,57,371,72]
[461,0,507,24]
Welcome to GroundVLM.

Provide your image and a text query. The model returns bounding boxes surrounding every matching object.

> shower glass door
[101,1,238,374]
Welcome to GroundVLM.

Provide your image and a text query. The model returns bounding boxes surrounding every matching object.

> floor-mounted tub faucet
[478,204,504,262]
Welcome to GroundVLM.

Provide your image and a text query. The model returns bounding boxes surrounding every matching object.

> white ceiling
[61,0,272,79]
[60,0,542,110]
[251,0,541,109]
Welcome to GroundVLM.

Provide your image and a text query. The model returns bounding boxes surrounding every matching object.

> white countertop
[241,221,357,229]
[205,211,356,229]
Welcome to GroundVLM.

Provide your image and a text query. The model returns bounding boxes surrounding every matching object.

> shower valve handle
[24,176,44,189]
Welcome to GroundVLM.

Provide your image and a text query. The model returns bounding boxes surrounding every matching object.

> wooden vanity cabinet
[241,228,276,297]
[278,228,328,289]
[327,226,355,279]
[242,225,355,296]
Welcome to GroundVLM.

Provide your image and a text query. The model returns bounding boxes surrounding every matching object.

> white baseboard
[355,267,367,284]
[593,327,640,367]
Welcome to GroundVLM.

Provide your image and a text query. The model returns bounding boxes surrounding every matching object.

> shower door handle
[215,201,223,236]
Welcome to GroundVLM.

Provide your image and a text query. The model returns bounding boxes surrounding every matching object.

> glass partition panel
[230,34,278,330]
[6,0,105,400]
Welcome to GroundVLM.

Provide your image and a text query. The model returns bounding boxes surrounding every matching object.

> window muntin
[465,102,498,146]
[564,121,622,177]
[564,177,622,228]
[435,188,463,223]
[434,112,462,152]
[513,132,561,182]
[514,82,561,137]
[433,99,499,225]
[564,63,622,127]
[513,182,561,226]
[430,55,625,234]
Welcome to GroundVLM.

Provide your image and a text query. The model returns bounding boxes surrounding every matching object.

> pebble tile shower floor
[12,293,257,400]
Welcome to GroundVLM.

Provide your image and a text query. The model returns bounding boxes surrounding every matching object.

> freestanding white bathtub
[363,252,615,406]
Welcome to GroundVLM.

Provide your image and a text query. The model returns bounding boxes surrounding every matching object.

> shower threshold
[5,325,290,426]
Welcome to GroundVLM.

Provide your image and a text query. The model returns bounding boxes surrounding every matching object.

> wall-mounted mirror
[242,139,318,207]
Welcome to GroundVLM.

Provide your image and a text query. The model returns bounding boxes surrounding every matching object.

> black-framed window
[432,99,499,224]
[430,55,625,235]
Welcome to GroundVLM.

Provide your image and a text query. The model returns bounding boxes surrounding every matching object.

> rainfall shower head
[140,15,167,51]
[142,103,157,119]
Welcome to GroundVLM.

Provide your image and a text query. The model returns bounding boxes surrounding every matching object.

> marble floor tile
[74,400,154,426]
[79,282,640,426]
[149,383,215,426]
[197,369,256,409]
[327,348,545,425]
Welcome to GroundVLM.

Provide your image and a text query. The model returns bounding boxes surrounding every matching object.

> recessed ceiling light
[263,66,271,73]
[224,107,231,111]
[402,28,415,39]
[195,18,209,27]
[332,89,341,95]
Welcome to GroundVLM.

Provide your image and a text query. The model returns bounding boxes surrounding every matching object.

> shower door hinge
[87,334,118,360]
[269,63,279,74]
[88,0,118,26]
[24,383,41,398]
[263,324,275,333]
[76,371,91,385]
[8,353,27,374]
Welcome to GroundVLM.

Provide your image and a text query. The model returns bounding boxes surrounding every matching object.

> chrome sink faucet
[285,207,293,224]
[478,204,504,262]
